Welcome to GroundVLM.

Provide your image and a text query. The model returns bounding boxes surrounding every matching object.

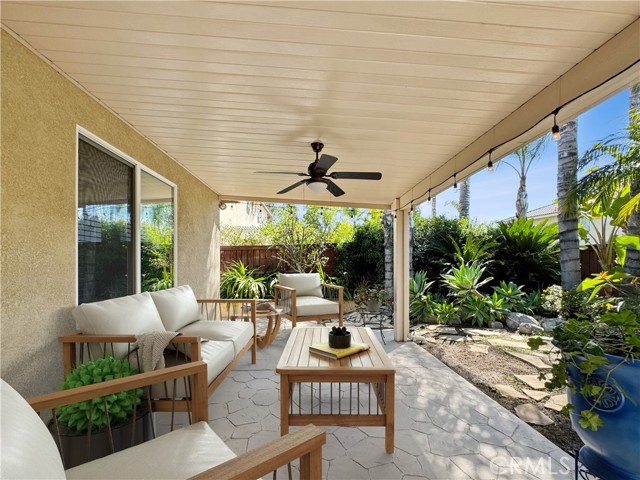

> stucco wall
[1,30,220,397]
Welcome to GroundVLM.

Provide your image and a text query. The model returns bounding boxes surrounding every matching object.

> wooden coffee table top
[276,327,395,374]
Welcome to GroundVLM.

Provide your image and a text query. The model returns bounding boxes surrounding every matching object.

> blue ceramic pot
[567,353,640,480]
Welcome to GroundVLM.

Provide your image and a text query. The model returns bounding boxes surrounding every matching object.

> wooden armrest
[190,424,326,480]
[28,362,209,422]
[321,284,343,292]
[197,298,257,307]
[274,285,295,293]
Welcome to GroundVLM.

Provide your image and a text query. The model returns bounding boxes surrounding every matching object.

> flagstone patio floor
[161,320,575,479]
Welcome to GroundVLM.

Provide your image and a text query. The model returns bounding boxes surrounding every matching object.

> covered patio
[1,2,639,479]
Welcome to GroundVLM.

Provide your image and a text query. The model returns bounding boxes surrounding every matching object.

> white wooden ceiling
[3,1,639,208]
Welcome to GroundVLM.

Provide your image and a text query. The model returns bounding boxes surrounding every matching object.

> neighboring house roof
[526,203,558,219]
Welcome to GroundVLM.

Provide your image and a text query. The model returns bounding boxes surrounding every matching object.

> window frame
[76,126,178,304]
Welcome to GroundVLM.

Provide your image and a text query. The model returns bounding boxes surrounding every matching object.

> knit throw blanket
[134,331,180,372]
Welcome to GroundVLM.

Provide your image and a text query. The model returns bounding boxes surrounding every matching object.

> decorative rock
[411,333,426,345]
[523,389,549,401]
[489,321,504,329]
[504,351,551,370]
[518,323,544,335]
[440,335,465,343]
[488,338,531,350]
[514,404,554,426]
[436,326,458,335]
[464,328,504,337]
[450,318,462,326]
[506,312,540,331]
[515,374,550,390]
[541,317,564,332]
[493,384,527,399]
[544,394,568,412]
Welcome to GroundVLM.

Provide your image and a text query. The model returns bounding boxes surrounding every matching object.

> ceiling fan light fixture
[307,180,327,193]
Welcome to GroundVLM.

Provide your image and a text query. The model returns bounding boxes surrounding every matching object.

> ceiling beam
[400,18,640,211]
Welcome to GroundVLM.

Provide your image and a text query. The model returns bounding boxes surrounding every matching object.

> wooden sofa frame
[275,284,344,328]
[28,362,326,479]
[60,299,257,413]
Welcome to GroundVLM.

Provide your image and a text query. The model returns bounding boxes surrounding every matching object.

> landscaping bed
[415,327,583,455]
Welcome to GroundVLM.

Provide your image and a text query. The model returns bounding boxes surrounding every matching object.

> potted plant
[529,272,640,480]
[355,281,386,313]
[52,356,151,468]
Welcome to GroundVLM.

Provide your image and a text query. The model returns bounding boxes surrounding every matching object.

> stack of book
[309,342,370,359]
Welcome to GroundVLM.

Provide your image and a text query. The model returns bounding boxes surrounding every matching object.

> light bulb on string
[427,189,431,202]
[552,108,561,140]
[487,149,494,172]
[453,173,458,190]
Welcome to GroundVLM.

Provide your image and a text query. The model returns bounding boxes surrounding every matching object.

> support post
[393,199,410,342]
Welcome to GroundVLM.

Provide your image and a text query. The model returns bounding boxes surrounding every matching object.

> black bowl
[329,332,351,349]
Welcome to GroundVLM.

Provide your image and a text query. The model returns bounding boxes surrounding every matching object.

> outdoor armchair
[1,362,326,479]
[274,273,343,328]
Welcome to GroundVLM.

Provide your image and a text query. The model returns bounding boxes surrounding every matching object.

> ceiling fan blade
[254,171,307,176]
[325,180,346,197]
[315,154,338,172]
[329,172,382,180]
[277,179,308,194]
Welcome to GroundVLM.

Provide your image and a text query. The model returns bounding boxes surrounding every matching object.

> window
[77,133,176,303]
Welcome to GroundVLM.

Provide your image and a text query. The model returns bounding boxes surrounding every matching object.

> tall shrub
[336,221,384,292]
[488,218,560,290]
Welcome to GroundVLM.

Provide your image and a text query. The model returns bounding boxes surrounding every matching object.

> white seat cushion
[279,273,323,297]
[72,292,166,359]
[295,296,339,317]
[1,380,66,480]
[66,422,235,479]
[179,320,253,356]
[150,285,201,332]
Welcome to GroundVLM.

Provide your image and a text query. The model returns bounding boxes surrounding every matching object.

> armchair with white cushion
[274,273,343,328]
[1,362,326,479]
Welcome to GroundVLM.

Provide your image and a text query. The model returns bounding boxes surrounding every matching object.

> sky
[418,87,632,223]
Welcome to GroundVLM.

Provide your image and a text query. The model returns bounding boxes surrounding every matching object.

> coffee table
[276,327,395,453]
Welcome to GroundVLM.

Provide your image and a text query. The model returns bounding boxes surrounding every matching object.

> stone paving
[162,319,575,479]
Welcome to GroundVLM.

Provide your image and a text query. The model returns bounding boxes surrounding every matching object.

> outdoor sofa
[60,285,256,412]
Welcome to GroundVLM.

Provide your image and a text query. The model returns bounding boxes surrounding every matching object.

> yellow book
[309,342,370,359]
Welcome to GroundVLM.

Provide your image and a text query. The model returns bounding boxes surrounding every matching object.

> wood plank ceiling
[2,1,639,208]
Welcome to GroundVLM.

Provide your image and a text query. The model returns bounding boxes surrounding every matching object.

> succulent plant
[56,357,142,432]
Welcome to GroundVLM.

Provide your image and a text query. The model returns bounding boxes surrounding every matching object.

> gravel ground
[421,340,583,455]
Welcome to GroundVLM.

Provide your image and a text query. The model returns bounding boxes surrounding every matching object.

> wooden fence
[220,245,337,276]
[581,247,603,280]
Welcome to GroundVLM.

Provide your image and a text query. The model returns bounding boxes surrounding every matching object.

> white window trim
[76,126,178,302]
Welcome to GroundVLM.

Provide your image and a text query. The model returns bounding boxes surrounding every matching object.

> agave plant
[441,261,493,297]
[409,271,435,322]
[493,281,527,312]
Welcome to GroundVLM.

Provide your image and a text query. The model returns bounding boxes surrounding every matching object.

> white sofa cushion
[72,292,166,359]
[1,380,66,480]
[279,273,322,297]
[295,296,340,317]
[66,421,235,479]
[150,285,201,332]
[179,320,253,356]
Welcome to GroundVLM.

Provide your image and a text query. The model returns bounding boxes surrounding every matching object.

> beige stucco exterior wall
[1,30,220,397]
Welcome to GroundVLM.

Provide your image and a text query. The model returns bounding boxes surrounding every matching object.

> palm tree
[576,83,640,276]
[383,210,394,297]
[459,178,470,219]
[500,136,549,218]
[431,196,437,217]
[557,120,582,289]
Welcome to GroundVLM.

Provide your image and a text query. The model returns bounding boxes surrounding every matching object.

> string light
[427,189,431,202]
[552,108,561,140]
[386,58,639,216]
[487,149,494,172]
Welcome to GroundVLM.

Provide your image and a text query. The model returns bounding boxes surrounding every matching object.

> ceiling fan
[255,142,382,197]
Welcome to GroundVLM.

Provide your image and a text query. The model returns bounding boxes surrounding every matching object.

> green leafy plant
[458,292,508,327]
[432,300,459,325]
[220,260,270,299]
[523,290,544,315]
[529,310,640,431]
[488,218,560,290]
[493,281,527,312]
[409,271,435,323]
[57,357,142,432]
[441,261,493,297]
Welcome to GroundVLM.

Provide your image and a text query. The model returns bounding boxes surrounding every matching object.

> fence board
[221,245,336,276]
[580,247,603,280]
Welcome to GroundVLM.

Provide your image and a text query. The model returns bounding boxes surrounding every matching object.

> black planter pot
[329,332,351,349]
[50,406,152,469]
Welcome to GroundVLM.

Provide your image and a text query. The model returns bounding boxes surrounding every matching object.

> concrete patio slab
[164,319,575,479]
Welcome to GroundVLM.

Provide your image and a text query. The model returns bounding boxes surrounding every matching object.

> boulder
[489,321,504,329]
[540,317,563,332]
[518,322,544,335]
[506,312,539,331]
